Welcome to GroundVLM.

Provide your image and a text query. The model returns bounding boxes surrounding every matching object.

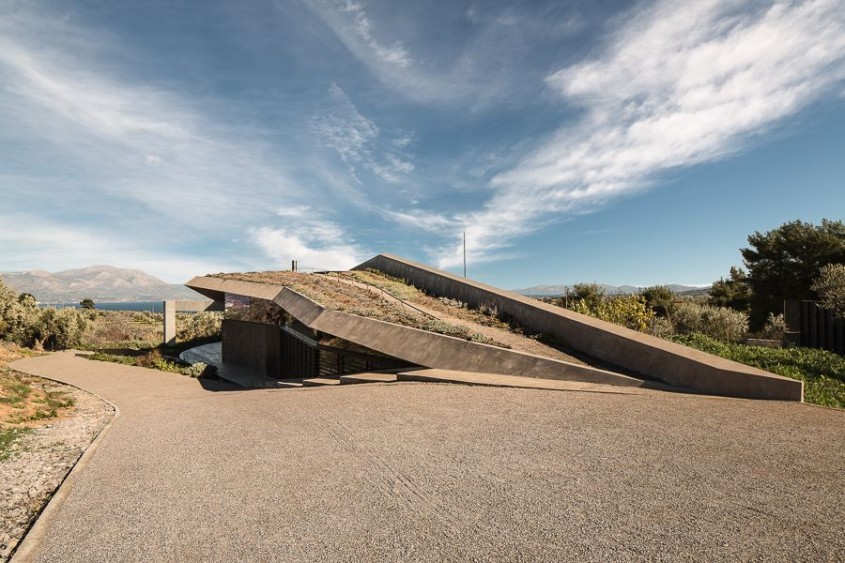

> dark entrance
[222,319,413,379]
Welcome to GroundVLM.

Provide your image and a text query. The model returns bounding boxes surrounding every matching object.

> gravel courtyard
[10,352,845,562]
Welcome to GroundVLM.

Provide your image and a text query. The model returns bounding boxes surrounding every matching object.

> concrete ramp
[355,254,804,402]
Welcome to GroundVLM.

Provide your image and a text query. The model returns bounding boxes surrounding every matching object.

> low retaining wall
[355,254,803,401]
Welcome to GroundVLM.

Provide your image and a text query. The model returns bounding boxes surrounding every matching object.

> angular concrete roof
[186,254,803,401]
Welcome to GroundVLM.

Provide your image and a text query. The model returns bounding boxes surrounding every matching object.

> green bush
[570,283,605,312]
[571,293,655,332]
[672,302,748,342]
[641,285,676,317]
[670,333,845,408]
[0,279,87,349]
[812,263,845,319]
[89,349,216,378]
[762,313,786,340]
[177,312,222,342]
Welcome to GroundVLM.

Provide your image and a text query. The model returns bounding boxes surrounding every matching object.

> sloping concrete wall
[354,254,803,401]
[273,289,642,387]
[185,276,643,387]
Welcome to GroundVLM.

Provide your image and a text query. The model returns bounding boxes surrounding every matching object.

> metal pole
[463,231,467,278]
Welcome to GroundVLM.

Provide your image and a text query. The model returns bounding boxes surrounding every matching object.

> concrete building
[185,254,803,401]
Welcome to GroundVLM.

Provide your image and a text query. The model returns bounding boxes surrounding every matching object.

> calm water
[42,301,164,312]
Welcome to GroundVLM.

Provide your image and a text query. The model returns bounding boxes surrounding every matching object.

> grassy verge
[0,344,76,461]
[87,347,215,378]
[670,333,845,408]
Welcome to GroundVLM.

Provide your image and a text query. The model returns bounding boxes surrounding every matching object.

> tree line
[710,219,845,328]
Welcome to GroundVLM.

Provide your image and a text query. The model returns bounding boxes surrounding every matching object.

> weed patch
[0,427,31,461]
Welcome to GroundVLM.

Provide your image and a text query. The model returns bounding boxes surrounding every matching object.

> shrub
[571,293,655,332]
[177,312,222,342]
[811,263,845,319]
[762,313,786,340]
[672,302,748,342]
[33,307,88,350]
[570,283,605,311]
[647,316,675,338]
[84,311,162,348]
[641,285,676,317]
[0,280,87,349]
[89,349,216,378]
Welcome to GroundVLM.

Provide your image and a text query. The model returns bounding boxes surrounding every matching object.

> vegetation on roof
[212,271,507,347]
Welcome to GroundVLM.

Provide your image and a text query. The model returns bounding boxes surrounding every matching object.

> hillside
[0,266,197,303]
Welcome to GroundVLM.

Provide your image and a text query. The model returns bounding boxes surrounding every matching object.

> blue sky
[1,0,844,287]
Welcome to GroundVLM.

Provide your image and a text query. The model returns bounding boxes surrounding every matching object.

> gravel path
[9,351,845,562]
[1,382,113,561]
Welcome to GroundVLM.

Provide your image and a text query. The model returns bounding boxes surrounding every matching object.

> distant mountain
[514,283,709,297]
[0,265,199,303]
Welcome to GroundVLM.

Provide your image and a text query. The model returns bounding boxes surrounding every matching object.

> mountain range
[0,265,200,303]
[514,283,709,297]
[1,264,710,303]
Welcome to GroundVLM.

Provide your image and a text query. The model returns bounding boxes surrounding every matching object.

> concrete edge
[8,352,121,563]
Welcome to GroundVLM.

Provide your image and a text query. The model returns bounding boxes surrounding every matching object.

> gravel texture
[10,351,845,562]
[1,383,113,561]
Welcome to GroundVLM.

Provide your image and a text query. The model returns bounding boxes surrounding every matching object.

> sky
[1,0,844,288]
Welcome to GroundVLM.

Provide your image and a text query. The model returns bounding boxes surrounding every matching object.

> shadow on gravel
[196,376,243,392]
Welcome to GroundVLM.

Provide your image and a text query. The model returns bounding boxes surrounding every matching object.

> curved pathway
[10,351,845,562]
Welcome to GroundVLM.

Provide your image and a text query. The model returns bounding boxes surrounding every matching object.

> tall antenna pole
[463,231,467,278]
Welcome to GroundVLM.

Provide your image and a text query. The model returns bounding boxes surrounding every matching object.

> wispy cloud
[338,0,411,68]
[305,0,570,106]
[0,34,286,222]
[432,0,845,268]
[310,83,414,184]
[0,5,367,277]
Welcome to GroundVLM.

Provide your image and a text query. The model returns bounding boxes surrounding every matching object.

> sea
[42,301,165,313]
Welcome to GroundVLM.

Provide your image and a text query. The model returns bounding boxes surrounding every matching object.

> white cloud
[339,0,411,68]
[386,154,414,174]
[0,32,298,223]
[304,0,486,104]
[251,213,366,271]
[434,0,845,268]
[0,7,365,276]
[391,135,413,148]
[310,83,414,183]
